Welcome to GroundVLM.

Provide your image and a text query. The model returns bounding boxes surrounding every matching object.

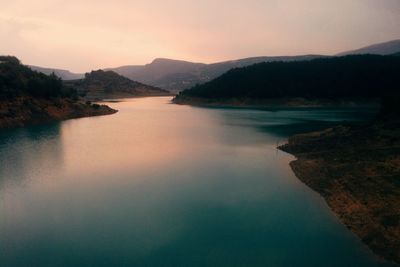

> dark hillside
[174,55,400,103]
[66,70,171,100]
[0,56,116,128]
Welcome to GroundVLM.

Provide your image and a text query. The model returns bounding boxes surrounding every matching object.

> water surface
[0,97,392,266]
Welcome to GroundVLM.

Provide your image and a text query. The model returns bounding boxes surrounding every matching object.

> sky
[0,0,399,72]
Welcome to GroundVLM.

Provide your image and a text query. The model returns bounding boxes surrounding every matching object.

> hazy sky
[1,0,399,72]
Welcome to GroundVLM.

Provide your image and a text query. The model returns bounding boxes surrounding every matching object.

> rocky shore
[172,95,380,109]
[279,109,400,264]
[0,96,117,129]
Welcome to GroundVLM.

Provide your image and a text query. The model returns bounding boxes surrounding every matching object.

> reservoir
[0,97,392,267]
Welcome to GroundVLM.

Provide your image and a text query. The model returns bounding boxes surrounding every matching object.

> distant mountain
[337,39,400,56]
[30,56,326,92]
[65,70,171,100]
[105,58,206,92]
[28,39,400,92]
[107,55,325,92]
[29,65,84,80]
[174,55,400,106]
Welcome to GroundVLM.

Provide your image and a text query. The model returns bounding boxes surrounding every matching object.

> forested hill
[174,55,400,103]
[0,56,116,128]
[0,56,76,99]
[66,70,171,100]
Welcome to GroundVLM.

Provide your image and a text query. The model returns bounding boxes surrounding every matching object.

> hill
[338,39,400,56]
[173,55,400,106]
[65,70,171,100]
[29,65,84,80]
[108,55,325,92]
[0,56,116,128]
[28,39,400,92]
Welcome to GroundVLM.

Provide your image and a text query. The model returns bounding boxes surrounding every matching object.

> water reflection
[211,107,378,144]
[0,98,392,267]
[0,123,64,190]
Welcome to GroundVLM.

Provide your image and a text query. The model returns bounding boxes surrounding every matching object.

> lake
[0,97,393,267]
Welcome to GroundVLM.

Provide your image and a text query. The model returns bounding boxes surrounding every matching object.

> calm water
[0,97,393,267]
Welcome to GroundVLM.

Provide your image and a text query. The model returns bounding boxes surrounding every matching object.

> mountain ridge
[337,39,400,56]
[30,39,400,92]
[29,65,84,80]
[107,55,326,92]
[173,54,400,105]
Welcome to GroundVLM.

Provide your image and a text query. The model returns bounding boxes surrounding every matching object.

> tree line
[0,56,77,99]
[178,55,400,99]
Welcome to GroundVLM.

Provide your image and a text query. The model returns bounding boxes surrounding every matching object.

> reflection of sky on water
[0,123,64,189]
[0,98,390,267]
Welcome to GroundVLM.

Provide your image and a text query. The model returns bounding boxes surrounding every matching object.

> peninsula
[279,95,400,264]
[0,56,116,129]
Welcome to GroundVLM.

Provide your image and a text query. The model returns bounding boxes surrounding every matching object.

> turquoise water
[0,97,393,267]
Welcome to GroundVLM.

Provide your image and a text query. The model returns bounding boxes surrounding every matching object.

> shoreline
[84,92,174,102]
[172,96,381,110]
[278,122,400,265]
[0,96,117,129]
[98,94,176,103]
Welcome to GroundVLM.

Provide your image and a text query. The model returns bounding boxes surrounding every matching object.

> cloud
[0,0,399,71]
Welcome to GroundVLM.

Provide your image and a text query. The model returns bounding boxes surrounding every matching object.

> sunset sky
[1,0,399,72]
